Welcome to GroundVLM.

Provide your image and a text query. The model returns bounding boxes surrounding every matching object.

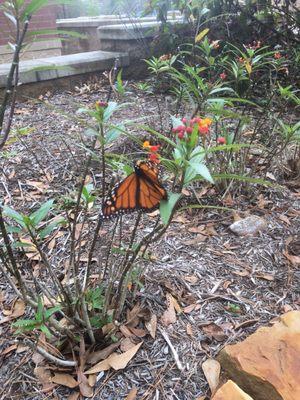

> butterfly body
[102,161,167,218]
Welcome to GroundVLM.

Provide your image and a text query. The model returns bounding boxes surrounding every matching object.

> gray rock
[229,216,267,236]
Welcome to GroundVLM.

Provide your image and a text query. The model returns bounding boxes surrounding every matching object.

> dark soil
[0,78,299,400]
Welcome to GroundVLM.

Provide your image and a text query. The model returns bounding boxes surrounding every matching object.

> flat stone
[97,20,184,40]
[229,215,267,236]
[218,311,300,400]
[212,380,254,400]
[0,50,129,88]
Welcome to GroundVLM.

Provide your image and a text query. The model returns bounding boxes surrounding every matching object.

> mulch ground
[0,77,299,400]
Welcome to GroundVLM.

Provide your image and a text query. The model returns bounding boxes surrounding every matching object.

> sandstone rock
[218,311,300,400]
[229,215,267,236]
[212,380,254,400]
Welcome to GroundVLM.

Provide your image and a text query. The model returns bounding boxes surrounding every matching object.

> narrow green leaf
[188,162,214,184]
[30,199,54,226]
[160,192,181,226]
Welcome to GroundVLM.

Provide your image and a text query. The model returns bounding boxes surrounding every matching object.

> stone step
[0,50,129,88]
[218,311,300,400]
[212,380,254,400]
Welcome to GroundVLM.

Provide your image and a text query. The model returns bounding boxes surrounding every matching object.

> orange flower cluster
[172,117,213,140]
[143,141,161,163]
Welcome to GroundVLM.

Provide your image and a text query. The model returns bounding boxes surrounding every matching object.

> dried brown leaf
[85,342,142,374]
[126,387,138,400]
[202,323,227,342]
[87,342,120,365]
[34,366,55,392]
[202,358,221,395]
[67,393,80,400]
[186,323,193,336]
[283,250,300,265]
[161,293,177,326]
[78,370,93,397]
[120,338,136,352]
[0,299,25,325]
[51,373,78,389]
[128,327,147,338]
[184,275,198,284]
[255,272,274,281]
[145,314,157,339]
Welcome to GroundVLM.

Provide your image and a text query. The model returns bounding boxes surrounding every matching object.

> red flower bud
[150,145,160,152]
[182,118,187,124]
[178,132,185,139]
[217,136,226,144]
[186,126,193,134]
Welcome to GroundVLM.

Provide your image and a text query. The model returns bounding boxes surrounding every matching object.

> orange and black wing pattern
[102,161,167,218]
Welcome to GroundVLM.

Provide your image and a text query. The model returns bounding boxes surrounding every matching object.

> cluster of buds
[143,141,161,163]
[159,53,172,61]
[95,100,108,108]
[247,40,261,50]
[274,52,282,60]
[172,117,213,140]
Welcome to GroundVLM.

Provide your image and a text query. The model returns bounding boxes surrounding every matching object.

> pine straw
[0,79,299,399]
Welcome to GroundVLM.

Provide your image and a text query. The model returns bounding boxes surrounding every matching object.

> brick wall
[0,0,59,46]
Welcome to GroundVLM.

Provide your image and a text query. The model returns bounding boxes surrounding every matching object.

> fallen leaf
[67,393,80,400]
[202,358,221,395]
[78,370,93,397]
[145,314,157,339]
[283,250,300,265]
[232,269,250,277]
[1,344,17,356]
[188,225,205,234]
[0,298,25,325]
[183,234,207,245]
[161,293,177,326]
[88,374,97,387]
[278,214,291,225]
[85,342,142,374]
[186,323,193,336]
[51,373,78,389]
[120,324,135,338]
[202,323,227,342]
[34,366,55,392]
[183,303,197,314]
[184,275,198,284]
[255,272,274,281]
[126,387,138,400]
[128,327,147,338]
[120,338,136,352]
[87,342,120,365]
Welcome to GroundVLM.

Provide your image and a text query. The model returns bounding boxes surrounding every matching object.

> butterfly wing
[136,161,167,211]
[102,161,167,218]
[102,172,138,218]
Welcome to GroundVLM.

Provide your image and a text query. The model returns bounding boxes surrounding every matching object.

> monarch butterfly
[102,160,167,218]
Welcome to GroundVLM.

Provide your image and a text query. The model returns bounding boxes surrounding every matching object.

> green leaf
[188,162,214,184]
[103,102,118,122]
[160,192,181,226]
[40,324,52,338]
[39,217,65,239]
[27,29,87,39]
[106,126,122,143]
[30,200,54,226]
[3,206,26,228]
[21,0,49,20]
[44,305,61,319]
